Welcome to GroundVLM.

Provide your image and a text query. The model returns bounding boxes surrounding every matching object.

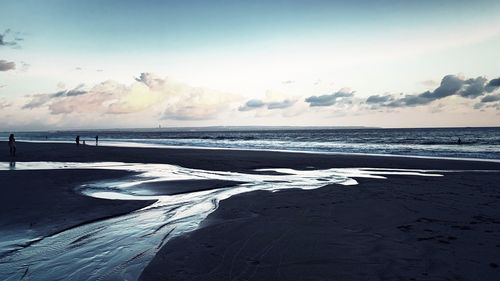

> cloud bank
[487,78,500,91]
[0,60,16,71]
[22,73,238,121]
[0,29,23,48]
[305,89,354,107]
[3,72,499,130]
[238,98,296,111]
[364,75,500,108]
[365,94,394,104]
[0,99,12,109]
[480,94,500,103]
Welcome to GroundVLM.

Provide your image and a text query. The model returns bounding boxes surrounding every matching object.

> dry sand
[1,141,500,280]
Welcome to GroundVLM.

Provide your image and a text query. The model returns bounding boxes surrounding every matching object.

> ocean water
[2,127,500,160]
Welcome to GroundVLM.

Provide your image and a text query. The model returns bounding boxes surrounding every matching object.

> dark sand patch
[140,172,500,281]
[0,169,154,242]
[128,179,245,195]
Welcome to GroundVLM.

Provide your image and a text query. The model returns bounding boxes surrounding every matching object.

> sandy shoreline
[1,141,499,171]
[1,141,500,280]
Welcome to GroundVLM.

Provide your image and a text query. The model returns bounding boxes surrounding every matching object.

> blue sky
[4,0,499,52]
[1,0,500,129]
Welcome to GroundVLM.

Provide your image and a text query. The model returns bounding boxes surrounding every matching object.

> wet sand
[0,141,499,172]
[0,169,154,256]
[1,141,500,280]
[130,180,246,196]
[141,173,500,280]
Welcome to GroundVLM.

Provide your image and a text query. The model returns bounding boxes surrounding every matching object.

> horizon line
[2,125,500,133]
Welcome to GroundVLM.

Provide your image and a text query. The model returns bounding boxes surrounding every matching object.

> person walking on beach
[76,135,80,145]
[8,134,16,157]
[95,135,99,146]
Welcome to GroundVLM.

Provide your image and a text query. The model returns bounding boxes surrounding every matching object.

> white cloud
[17,73,241,127]
[0,60,15,71]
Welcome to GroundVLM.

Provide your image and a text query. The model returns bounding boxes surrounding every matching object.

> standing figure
[95,135,99,146]
[458,137,462,145]
[8,134,16,157]
[76,135,80,145]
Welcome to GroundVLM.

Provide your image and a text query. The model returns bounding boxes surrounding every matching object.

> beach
[1,141,500,280]
[4,0,500,279]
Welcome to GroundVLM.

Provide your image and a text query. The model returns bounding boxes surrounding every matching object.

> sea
[2,127,500,160]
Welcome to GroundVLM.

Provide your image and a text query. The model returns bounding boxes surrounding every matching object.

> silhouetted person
[8,134,16,156]
[95,135,98,146]
[458,137,462,145]
[76,135,80,145]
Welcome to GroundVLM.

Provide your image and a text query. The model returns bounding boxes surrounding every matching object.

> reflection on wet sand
[0,162,445,280]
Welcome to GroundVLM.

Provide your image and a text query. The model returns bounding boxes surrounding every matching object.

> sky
[1,0,500,130]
